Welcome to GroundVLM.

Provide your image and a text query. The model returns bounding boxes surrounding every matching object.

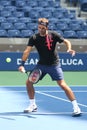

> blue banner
[0,52,87,71]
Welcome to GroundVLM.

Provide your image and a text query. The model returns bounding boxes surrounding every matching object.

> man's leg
[26,79,35,99]
[24,79,37,113]
[57,80,81,116]
[57,80,75,101]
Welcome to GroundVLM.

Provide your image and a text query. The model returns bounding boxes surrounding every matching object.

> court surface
[0,85,87,130]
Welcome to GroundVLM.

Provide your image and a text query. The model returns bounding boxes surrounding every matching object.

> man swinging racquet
[18,18,81,116]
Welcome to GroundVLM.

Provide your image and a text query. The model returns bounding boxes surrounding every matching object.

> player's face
[38,24,47,36]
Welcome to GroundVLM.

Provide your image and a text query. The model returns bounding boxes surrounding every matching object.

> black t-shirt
[27,30,64,65]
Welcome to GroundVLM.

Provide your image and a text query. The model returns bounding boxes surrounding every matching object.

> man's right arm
[22,46,32,61]
[18,46,32,72]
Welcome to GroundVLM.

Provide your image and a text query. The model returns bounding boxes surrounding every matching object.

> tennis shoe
[72,107,82,116]
[24,104,37,113]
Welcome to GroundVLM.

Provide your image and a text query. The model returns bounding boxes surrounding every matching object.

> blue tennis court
[0,85,87,130]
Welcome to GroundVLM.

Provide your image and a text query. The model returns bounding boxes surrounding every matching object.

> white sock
[72,100,79,109]
[30,99,36,105]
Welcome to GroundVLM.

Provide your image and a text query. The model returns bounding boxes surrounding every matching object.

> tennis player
[18,18,81,116]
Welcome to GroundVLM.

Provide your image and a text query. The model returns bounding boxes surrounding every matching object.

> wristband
[21,61,25,66]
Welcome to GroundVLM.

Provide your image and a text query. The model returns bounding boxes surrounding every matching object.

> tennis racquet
[22,68,42,84]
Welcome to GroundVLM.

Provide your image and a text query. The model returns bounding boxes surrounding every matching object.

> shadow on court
[0,110,87,121]
[0,112,36,121]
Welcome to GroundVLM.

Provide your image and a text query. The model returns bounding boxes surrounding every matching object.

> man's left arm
[63,39,75,56]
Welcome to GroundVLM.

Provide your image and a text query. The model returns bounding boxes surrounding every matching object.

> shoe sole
[72,112,82,117]
[24,108,37,113]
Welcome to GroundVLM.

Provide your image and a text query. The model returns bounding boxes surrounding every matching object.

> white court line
[0,112,87,116]
[0,85,87,87]
[0,91,26,93]
[30,112,87,115]
[36,91,87,108]
[39,91,87,92]
[0,90,87,93]
[38,90,87,92]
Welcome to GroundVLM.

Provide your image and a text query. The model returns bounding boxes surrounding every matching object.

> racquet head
[28,69,42,84]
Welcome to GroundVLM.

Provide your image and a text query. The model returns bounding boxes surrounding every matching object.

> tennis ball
[6,58,11,63]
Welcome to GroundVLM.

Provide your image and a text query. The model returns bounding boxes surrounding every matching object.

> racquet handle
[21,67,26,73]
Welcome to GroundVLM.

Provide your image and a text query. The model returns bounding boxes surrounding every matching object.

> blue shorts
[33,64,64,81]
